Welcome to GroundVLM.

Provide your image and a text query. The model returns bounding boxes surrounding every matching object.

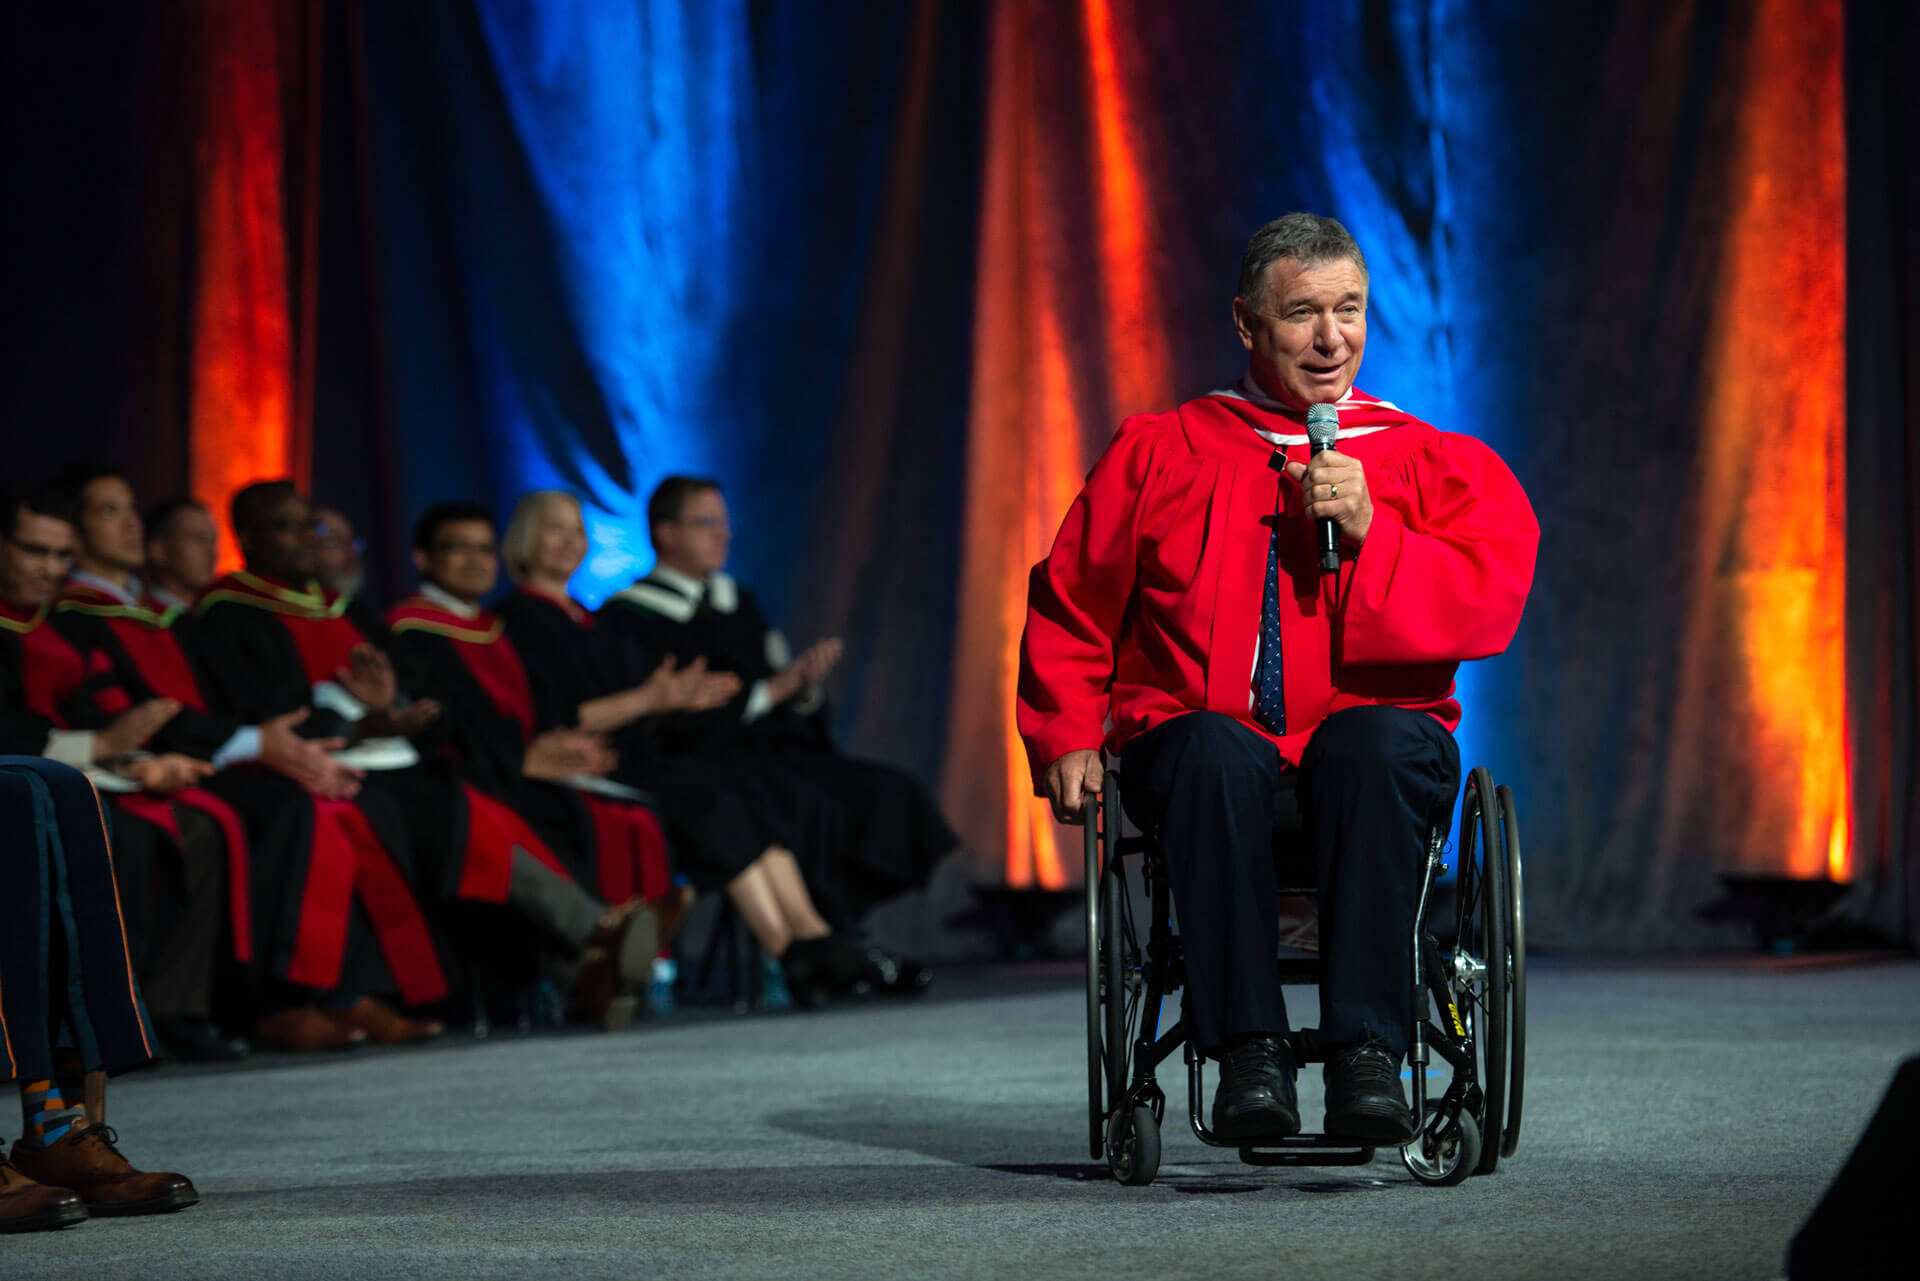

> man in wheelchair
[1018,213,1537,1146]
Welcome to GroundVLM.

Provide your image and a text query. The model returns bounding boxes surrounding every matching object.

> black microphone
[1306,403,1340,573]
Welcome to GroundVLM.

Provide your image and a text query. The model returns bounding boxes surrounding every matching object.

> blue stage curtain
[347,0,1888,947]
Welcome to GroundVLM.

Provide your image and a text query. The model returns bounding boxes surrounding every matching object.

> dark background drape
[4,0,1914,951]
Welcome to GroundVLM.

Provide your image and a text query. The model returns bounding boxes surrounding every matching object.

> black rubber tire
[1403,1109,1481,1187]
[1457,767,1509,1176]
[1497,784,1526,1159]
[1107,1105,1162,1186]
[1085,784,1105,1160]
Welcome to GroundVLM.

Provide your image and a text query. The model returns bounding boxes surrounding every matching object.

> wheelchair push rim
[1453,766,1510,1176]
[1085,776,1106,1160]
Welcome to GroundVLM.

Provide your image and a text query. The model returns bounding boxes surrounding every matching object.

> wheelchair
[1084,763,1526,1187]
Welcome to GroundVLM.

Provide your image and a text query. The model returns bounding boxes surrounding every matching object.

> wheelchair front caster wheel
[1401,1110,1481,1187]
[1106,1105,1161,1186]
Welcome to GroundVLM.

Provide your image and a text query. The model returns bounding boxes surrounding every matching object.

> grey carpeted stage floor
[10,956,1916,1280]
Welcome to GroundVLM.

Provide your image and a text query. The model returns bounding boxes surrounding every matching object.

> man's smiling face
[1233,256,1369,409]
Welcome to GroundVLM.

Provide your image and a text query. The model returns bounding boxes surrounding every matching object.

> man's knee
[1123,712,1277,824]
[1142,711,1268,766]
[1306,706,1453,769]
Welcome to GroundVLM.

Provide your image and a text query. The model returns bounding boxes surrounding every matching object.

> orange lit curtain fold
[1656,0,1849,890]
[188,0,302,565]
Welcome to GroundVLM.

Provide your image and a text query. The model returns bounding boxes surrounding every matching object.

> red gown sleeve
[1017,417,1167,788]
[1338,432,1539,666]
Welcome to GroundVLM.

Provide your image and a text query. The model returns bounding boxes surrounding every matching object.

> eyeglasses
[434,540,498,557]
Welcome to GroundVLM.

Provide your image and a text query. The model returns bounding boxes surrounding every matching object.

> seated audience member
[194,481,662,1027]
[0,486,254,1060]
[1,756,197,1230]
[312,505,365,601]
[140,496,218,611]
[601,477,956,988]
[49,464,414,1054]
[495,491,912,1005]
[387,501,703,1013]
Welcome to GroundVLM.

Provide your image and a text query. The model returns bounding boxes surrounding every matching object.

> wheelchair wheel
[1085,782,1106,1160]
[1401,1109,1482,1187]
[1106,1104,1161,1186]
[1455,767,1509,1175]
[1496,784,1526,1159]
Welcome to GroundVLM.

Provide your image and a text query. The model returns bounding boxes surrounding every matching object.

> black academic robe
[1,756,160,1080]
[599,571,957,921]
[496,588,816,889]
[193,571,598,993]
[45,581,411,1002]
[385,595,670,904]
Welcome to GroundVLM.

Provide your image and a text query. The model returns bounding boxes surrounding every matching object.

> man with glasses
[599,477,956,997]
[312,506,366,602]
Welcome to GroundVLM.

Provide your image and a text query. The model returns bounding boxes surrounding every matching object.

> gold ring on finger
[1330,483,1339,498]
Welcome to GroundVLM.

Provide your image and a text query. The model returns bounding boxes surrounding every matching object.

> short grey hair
[1236,213,1368,306]
[500,490,580,583]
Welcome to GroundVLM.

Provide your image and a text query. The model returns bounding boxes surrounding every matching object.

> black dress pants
[1119,707,1460,1056]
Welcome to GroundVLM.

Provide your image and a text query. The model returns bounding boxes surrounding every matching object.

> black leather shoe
[1324,1035,1414,1143]
[1210,1035,1301,1141]
[154,1015,250,1063]
[780,937,855,1010]
[848,944,933,998]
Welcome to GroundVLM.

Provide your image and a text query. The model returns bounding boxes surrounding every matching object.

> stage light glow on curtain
[189,0,298,567]
[947,0,1175,889]
[1661,0,1848,882]
[470,0,750,604]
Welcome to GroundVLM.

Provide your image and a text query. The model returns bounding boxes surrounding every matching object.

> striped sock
[20,1080,86,1148]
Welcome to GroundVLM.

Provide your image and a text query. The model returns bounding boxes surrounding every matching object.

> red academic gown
[384,595,671,907]
[1018,383,1539,783]
[192,572,579,959]
[47,579,437,1000]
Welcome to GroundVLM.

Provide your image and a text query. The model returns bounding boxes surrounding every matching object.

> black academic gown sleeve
[47,608,243,761]
[385,627,527,797]
[599,588,828,755]
[0,635,58,754]
[193,599,352,739]
[498,594,609,731]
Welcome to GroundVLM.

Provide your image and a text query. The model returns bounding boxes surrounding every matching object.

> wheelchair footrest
[1238,1141,1377,1167]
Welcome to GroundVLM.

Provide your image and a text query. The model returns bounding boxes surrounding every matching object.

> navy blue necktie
[1254,452,1286,734]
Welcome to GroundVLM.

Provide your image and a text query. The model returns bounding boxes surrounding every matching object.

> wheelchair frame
[1084,764,1526,1186]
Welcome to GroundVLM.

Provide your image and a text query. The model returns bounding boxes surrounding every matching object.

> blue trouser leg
[1121,711,1289,1053]
[1300,706,1460,1051]
[0,758,159,1081]
[0,768,56,1084]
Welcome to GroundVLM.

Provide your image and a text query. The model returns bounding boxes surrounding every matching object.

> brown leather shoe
[328,996,445,1044]
[255,1005,370,1051]
[575,899,660,1029]
[0,1153,87,1233]
[9,1127,197,1217]
[648,885,696,945]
